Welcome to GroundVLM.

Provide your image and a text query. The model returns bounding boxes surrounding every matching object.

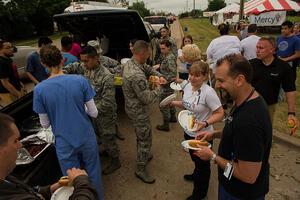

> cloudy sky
[127,0,240,15]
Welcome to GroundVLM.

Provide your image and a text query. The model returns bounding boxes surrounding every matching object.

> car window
[144,17,167,25]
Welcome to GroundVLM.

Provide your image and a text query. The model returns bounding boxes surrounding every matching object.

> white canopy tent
[212,3,240,26]
[212,0,300,26]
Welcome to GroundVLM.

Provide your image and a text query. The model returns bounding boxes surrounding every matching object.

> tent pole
[239,0,244,20]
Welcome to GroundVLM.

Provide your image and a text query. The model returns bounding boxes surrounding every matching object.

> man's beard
[217,88,234,109]
[5,53,14,58]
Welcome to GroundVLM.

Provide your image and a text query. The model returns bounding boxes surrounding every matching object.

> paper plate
[181,140,211,151]
[159,93,176,107]
[170,82,182,91]
[121,58,130,65]
[178,110,199,136]
[178,110,194,130]
[51,186,74,200]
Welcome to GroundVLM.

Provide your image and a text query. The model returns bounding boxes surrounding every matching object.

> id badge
[223,162,234,180]
[195,96,200,105]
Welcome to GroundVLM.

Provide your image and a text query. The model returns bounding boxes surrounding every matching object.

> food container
[114,76,123,86]
[16,129,53,165]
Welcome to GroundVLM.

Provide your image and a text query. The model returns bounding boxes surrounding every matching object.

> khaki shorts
[0,93,17,108]
[268,104,277,124]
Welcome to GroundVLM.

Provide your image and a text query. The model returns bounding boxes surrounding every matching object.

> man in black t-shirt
[250,37,298,124]
[194,54,272,199]
[0,40,25,107]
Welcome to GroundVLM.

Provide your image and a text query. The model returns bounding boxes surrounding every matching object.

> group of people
[0,35,80,107]
[173,20,298,200]
[0,18,299,200]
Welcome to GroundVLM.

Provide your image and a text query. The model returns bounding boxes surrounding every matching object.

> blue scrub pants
[55,138,104,200]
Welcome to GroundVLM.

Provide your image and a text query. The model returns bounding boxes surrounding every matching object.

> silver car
[12,46,37,79]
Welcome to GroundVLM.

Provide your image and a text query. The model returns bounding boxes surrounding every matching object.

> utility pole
[186,0,189,12]
[239,0,244,20]
[193,0,195,16]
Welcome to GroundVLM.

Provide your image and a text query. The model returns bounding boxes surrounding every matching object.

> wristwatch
[203,121,209,128]
[288,112,296,116]
[210,153,217,164]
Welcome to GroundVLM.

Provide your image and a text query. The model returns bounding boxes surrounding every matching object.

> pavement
[273,129,300,150]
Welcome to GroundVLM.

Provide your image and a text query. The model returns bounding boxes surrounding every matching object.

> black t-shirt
[0,56,22,93]
[218,96,272,199]
[250,57,296,105]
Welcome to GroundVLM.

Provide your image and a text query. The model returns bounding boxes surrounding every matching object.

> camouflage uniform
[100,55,122,75]
[64,62,120,159]
[159,52,177,121]
[122,58,161,166]
[99,55,125,140]
[155,37,178,64]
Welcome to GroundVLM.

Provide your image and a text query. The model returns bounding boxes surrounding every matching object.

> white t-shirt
[241,35,260,60]
[206,35,241,73]
[181,81,222,137]
[177,49,189,73]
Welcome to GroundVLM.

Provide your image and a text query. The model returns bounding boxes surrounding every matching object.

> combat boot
[116,125,125,140]
[135,164,155,184]
[147,153,153,162]
[169,114,177,123]
[156,120,170,132]
[102,157,121,175]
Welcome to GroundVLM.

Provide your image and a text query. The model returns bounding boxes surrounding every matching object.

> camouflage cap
[239,20,248,24]
[87,40,102,54]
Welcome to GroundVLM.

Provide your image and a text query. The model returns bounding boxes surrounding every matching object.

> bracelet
[210,153,217,164]
[288,112,296,116]
[203,121,209,128]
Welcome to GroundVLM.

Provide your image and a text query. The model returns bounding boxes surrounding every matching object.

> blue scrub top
[62,52,79,66]
[33,74,96,148]
[26,52,49,82]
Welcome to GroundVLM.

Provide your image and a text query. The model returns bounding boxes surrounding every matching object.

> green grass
[14,32,68,46]
[273,70,300,138]
[179,18,300,137]
[180,18,219,52]
[287,16,300,23]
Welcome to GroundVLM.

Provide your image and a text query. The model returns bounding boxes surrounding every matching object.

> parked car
[167,15,176,24]
[54,9,156,63]
[12,46,37,79]
[1,92,62,186]
[144,21,159,62]
[144,16,169,33]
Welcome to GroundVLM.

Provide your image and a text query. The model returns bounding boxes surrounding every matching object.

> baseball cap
[87,40,102,54]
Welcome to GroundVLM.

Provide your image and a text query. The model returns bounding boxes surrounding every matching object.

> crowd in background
[0,19,299,200]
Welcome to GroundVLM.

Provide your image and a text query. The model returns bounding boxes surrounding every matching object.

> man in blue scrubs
[33,45,104,200]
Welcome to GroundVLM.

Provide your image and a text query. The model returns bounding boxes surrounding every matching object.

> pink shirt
[70,42,82,58]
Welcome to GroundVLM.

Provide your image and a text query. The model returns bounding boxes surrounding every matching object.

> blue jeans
[219,184,265,200]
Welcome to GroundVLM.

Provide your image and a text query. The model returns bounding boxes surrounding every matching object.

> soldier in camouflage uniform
[156,40,177,132]
[100,55,122,75]
[87,40,125,140]
[64,46,121,175]
[99,55,125,140]
[154,26,178,64]
[122,40,167,184]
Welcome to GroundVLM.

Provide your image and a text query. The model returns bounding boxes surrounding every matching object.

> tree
[0,0,71,39]
[207,0,226,11]
[128,1,150,18]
